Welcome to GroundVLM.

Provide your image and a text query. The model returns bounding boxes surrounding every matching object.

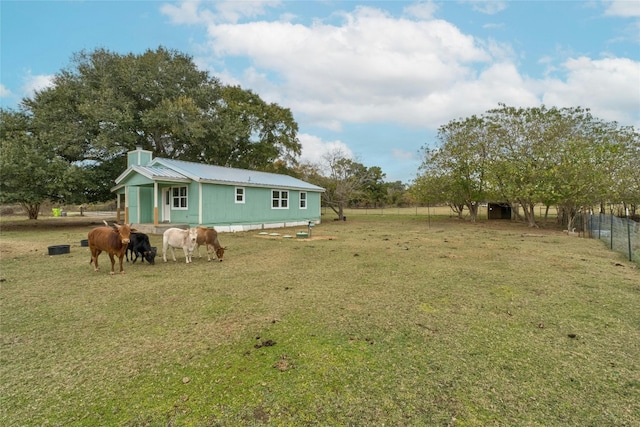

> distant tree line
[410,104,640,228]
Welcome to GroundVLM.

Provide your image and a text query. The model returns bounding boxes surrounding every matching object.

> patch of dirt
[273,354,293,371]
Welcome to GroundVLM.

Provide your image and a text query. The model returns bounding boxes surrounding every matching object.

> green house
[112,147,324,233]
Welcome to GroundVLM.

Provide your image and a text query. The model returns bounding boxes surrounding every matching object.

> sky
[1,1,639,184]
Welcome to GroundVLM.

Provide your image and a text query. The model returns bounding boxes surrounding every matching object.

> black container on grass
[48,245,70,255]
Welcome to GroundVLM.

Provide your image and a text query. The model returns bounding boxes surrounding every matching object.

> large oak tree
[17,46,301,204]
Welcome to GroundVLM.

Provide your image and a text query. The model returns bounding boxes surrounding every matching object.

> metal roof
[114,165,189,185]
[136,158,325,191]
[132,165,189,181]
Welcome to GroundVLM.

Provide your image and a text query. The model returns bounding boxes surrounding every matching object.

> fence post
[610,213,614,250]
[597,212,602,239]
[627,208,632,261]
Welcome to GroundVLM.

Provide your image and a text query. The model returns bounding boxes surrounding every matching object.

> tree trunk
[449,203,464,219]
[21,202,40,220]
[466,202,478,223]
[519,201,538,228]
[541,205,550,226]
[329,203,345,220]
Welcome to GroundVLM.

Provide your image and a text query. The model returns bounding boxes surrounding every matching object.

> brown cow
[195,226,226,262]
[88,223,136,274]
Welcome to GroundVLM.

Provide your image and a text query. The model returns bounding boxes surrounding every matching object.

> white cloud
[462,0,507,15]
[22,72,54,98]
[215,0,281,23]
[161,0,280,25]
[298,133,353,164]
[602,0,640,44]
[403,1,438,20]
[160,1,207,24]
[603,0,640,17]
[392,149,415,160]
[163,1,639,135]
[0,83,12,98]
[190,5,498,130]
[540,56,640,127]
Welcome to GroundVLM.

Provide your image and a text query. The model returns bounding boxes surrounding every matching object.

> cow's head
[144,247,157,265]
[113,223,135,246]
[216,246,227,261]
[187,228,198,249]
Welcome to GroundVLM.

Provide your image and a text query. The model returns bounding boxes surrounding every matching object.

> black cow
[126,232,157,264]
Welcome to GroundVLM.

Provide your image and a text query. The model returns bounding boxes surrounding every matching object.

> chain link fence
[582,213,640,265]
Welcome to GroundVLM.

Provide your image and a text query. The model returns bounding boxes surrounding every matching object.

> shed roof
[114,157,324,192]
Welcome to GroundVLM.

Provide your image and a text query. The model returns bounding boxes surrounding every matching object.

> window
[272,190,288,209]
[172,186,188,209]
[299,192,307,209]
[235,187,245,204]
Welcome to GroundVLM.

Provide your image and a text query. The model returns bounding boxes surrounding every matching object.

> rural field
[1,213,639,426]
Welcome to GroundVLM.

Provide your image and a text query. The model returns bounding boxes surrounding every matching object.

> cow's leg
[108,253,116,275]
[170,246,177,262]
[118,254,126,274]
[183,247,191,263]
[207,244,214,261]
[163,241,168,262]
[91,249,102,271]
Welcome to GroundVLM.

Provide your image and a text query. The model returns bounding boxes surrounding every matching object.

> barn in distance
[112,147,324,234]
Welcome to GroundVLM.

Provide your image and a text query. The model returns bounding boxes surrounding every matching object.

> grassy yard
[1,215,638,426]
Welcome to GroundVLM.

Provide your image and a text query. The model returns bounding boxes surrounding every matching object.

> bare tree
[316,149,373,220]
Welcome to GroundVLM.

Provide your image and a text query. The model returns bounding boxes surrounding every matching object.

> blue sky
[2,1,639,184]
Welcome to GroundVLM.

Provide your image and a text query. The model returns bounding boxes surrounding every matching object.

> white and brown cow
[88,223,136,274]
[195,226,226,262]
[162,227,198,263]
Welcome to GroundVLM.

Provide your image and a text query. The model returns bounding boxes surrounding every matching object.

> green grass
[1,216,639,426]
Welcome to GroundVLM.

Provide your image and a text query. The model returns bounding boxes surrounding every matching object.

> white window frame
[271,190,289,209]
[299,191,307,209]
[235,187,245,204]
[171,186,188,210]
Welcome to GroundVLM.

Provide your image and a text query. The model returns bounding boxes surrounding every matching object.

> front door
[162,188,171,223]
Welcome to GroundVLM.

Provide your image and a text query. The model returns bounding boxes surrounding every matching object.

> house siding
[198,184,320,227]
[139,187,154,223]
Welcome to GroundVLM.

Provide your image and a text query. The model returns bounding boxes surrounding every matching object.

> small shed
[488,203,512,220]
[112,147,325,233]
